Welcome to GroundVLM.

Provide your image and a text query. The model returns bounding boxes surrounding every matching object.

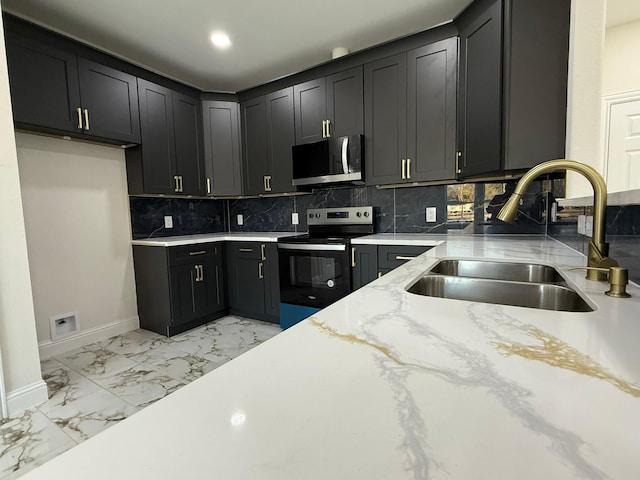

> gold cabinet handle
[258,262,264,279]
[189,250,207,256]
[239,248,254,252]
[378,272,383,278]
[265,175,271,192]
[199,265,204,282]
[395,255,416,261]
[179,176,184,192]
[76,107,83,129]
[401,159,406,180]
[351,247,356,268]
[206,178,211,194]
[321,120,326,138]
[193,265,200,282]
[174,175,179,192]
[456,151,463,174]
[260,244,266,261]
[326,119,331,138]
[406,158,411,179]
[83,109,90,130]
[263,175,268,192]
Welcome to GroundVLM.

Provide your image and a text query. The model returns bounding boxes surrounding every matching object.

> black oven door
[278,243,351,309]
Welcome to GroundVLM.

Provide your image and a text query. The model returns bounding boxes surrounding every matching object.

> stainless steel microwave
[291,134,364,187]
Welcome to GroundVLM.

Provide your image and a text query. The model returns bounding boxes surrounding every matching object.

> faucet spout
[496,159,616,281]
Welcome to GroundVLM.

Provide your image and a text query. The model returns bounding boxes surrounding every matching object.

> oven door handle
[278,243,347,252]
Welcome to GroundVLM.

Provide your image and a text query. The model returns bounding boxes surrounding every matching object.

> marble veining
[494,325,640,397]
[0,316,281,480]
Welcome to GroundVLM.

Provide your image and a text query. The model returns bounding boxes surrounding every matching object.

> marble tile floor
[0,316,281,480]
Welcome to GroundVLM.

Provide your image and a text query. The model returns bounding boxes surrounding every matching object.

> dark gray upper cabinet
[172,91,205,195]
[364,54,407,185]
[455,0,571,178]
[202,101,243,196]
[406,39,457,182]
[6,37,81,133]
[76,59,140,143]
[294,66,363,144]
[241,97,269,195]
[265,87,295,193]
[127,79,204,195]
[241,88,295,195]
[6,34,140,144]
[365,37,457,186]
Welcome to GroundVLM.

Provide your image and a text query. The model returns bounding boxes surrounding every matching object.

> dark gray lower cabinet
[352,244,433,289]
[132,243,226,337]
[351,245,378,290]
[226,242,280,323]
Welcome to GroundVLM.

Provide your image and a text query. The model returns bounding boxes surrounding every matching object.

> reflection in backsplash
[127,181,640,284]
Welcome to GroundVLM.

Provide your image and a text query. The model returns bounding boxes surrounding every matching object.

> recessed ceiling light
[210,32,231,49]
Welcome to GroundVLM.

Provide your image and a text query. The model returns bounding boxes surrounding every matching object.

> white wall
[16,133,139,356]
[602,19,640,96]
[0,13,47,414]
[564,0,607,198]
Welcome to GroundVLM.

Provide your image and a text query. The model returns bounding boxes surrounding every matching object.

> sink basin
[429,259,565,284]
[406,275,593,312]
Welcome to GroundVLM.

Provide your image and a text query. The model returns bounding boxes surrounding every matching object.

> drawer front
[227,241,264,260]
[378,245,432,270]
[168,242,218,265]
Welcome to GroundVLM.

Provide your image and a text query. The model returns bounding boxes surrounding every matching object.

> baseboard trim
[7,379,48,416]
[38,316,139,360]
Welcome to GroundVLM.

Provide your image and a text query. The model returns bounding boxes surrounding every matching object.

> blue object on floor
[279,303,321,329]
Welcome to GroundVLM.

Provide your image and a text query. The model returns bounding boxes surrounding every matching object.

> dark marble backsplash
[128,183,639,284]
[129,197,226,239]
[549,204,640,284]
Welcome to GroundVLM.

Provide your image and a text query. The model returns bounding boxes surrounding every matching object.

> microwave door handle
[341,137,349,174]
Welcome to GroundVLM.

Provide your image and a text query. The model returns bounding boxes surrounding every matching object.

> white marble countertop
[131,231,300,246]
[352,232,446,246]
[23,235,640,479]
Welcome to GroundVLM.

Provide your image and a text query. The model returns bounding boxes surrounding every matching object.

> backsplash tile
[127,181,639,284]
[228,196,295,232]
[129,197,226,239]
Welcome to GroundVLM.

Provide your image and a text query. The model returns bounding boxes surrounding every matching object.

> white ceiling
[1,0,473,92]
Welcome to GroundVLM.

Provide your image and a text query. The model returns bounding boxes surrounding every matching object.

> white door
[603,92,640,192]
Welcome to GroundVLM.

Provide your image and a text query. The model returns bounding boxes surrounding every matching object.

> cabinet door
[6,37,81,132]
[196,248,226,316]
[406,39,457,183]
[241,97,269,195]
[77,58,140,143]
[456,0,502,178]
[265,88,295,194]
[294,78,326,144]
[263,243,280,321]
[227,256,266,318]
[352,245,378,290]
[326,67,363,138]
[364,53,407,185]
[169,263,199,326]
[202,101,243,196]
[137,79,177,194]
[173,91,205,195]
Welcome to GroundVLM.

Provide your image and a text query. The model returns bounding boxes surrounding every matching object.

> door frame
[601,90,640,189]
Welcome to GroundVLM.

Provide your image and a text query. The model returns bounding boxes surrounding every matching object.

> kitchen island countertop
[23,235,640,479]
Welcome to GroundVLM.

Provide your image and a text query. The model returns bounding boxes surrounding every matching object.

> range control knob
[364,211,370,217]
[309,213,314,219]
[315,213,321,218]
[356,212,362,217]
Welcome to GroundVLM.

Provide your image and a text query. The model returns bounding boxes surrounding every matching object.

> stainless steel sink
[429,259,565,283]
[406,275,593,312]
